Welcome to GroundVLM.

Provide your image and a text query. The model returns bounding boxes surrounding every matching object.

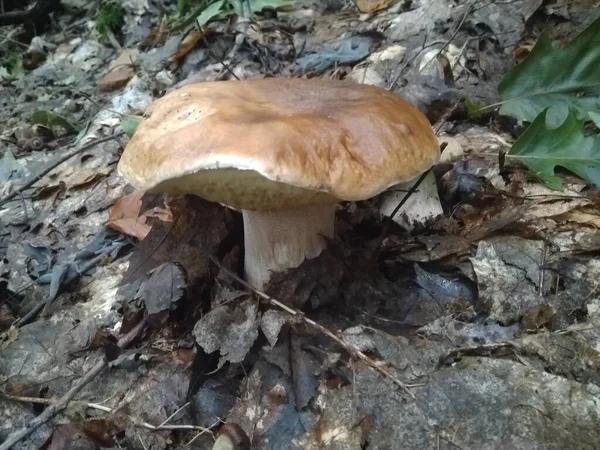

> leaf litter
[0,1,600,449]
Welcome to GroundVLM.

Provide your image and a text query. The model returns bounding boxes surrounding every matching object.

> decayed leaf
[499,18,600,125]
[554,208,600,228]
[122,195,230,285]
[193,298,259,367]
[108,191,151,240]
[31,110,79,134]
[507,109,600,189]
[66,167,111,190]
[124,262,186,327]
[355,0,392,14]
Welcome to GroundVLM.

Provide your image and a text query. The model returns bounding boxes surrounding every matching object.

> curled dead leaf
[107,191,173,240]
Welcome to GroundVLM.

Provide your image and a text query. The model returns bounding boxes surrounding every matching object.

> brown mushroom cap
[117,78,439,211]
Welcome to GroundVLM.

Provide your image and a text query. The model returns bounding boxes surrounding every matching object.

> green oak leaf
[507,108,600,190]
[499,18,600,126]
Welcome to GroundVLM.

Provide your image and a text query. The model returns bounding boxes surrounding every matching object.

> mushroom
[117,78,439,290]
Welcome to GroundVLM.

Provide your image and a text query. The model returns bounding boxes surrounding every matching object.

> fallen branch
[195,243,418,398]
[0,319,147,450]
[0,133,124,207]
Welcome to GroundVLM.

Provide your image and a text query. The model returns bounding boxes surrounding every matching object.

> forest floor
[1,0,600,449]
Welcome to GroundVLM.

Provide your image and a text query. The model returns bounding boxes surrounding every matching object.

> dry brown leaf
[172,29,211,63]
[66,168,111,190]
[355,0,392,13]
[554,209,600,228]
[108,191,149,239]
[107,191,151,240]
[122,195,231,285]
[107,191,173,240]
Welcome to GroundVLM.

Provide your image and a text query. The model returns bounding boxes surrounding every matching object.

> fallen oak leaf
[507,109,600,190]
[499,17,600,125]
[107,191,173,240]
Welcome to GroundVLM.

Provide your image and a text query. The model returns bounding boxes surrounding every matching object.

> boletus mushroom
[117,78,439,290]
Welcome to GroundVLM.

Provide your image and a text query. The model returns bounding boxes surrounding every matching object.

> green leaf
[498,18,600,125]
[465,98,487,118]
[121,115,143,138]
[196,0,228,27]
[31,111,79,134]
[507,109,600,190]
[248,0,294,14]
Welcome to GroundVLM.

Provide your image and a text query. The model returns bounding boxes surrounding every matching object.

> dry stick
[0,133,124,207]
[0,394,214,435]
[0,319,147,450]
[196,244,418,398]
[388,0,476,91]
[417,0,477,76]
[198,27,241,81]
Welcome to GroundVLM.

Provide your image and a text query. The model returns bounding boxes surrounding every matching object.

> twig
[158,401,190,427]
[0,393,112,413]
[184,419,222,447]
[0,319,147,450]
[417,0,477,76]
[195,242,418,398]
[137,421,213,433]
[388,0,477,91]
[197,26,240,81]
[0,133,124,207]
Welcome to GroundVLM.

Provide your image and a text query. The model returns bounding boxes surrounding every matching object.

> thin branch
[195,242,418,398]
[0,393,112,412]
[417,0,478,76]
[0,319,147,450]
[0,133,124,207]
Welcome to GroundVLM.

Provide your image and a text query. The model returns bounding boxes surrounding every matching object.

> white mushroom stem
[380,171,443,231]
[242,204,335,290]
